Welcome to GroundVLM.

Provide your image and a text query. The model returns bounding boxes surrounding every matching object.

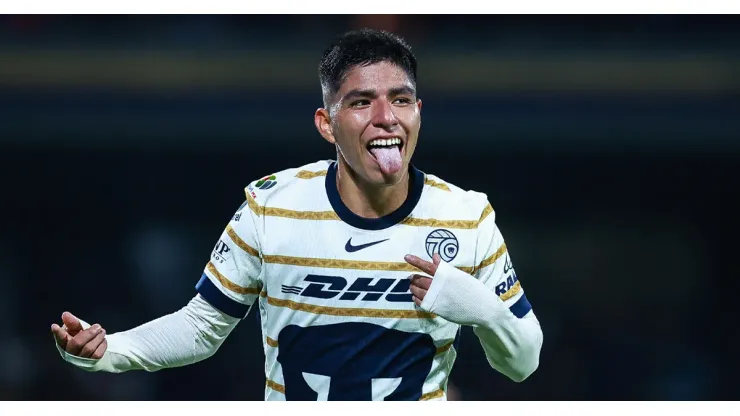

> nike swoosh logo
[345,238,389,252]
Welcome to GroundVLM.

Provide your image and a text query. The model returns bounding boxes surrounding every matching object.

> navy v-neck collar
[325,161,425,231]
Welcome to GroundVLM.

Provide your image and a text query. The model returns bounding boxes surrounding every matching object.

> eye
[392,97,413,105]
[350,99,371,108]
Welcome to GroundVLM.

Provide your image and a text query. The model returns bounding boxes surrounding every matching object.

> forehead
[337,61,414,95]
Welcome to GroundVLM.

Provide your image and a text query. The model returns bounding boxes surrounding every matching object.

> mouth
[366,137,404,156]
[365,136,405,175]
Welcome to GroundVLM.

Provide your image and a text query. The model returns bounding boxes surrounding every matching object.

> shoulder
[243,159,333,210]
[418,170,494,226]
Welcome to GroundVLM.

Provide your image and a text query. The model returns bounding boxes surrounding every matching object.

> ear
[416,99,423,128]
[314,108,335,145]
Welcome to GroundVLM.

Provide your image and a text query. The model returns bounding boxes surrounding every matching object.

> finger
[409,274,432,290]
[404,254,436,276]
[79,329,106,358]
[412,295,422,307]
[61,312,83,335]
[409,284,427,302]
[91,339,108,360]
[432,253,442,266]
[51,323,72,349]
[66,324,102,356]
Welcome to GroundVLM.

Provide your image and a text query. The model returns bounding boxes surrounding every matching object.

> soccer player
[51,29,543,401]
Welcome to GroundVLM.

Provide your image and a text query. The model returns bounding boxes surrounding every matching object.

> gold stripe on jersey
[420,389,445,401]
[266,336,279,347]
[399,216,481,229]
[266,379,285,394]
[267,296,437,319]
[457,265,475,274]
[399,203,493,229]
[435,341,454,355]
[264,206,340,220]
[244,179,496,229]
[479,203,494,223]
[424,178,451,192]
[206,262,262,295]
[499,281,521,302]
[245,191,341,220]
[295,169,328,179]
[263,253,506,277]
[225,225,260,257]
[473,243,507,274]
[245,191,261,213]
[264,255,420,272]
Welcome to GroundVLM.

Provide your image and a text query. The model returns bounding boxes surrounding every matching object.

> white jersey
[195,160,532,401]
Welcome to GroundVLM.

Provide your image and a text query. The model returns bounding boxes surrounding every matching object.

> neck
[335,156,409,219]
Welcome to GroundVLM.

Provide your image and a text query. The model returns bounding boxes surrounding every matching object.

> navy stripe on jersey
[325,162,425,231]
[196,274,251,319]
[510,293,532,318]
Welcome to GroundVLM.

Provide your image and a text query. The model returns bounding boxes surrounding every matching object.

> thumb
[432,253,442,266]
[61,312,83,335]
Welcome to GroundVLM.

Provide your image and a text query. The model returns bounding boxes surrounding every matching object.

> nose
[371,99,398,130]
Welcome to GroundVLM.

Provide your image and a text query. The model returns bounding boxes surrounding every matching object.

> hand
[404,253,442,307]
[51,312,107,359]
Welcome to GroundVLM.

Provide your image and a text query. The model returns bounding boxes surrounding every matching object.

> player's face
[316,61,422,186]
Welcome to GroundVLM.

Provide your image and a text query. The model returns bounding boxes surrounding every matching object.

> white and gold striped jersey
[195,159,532,401]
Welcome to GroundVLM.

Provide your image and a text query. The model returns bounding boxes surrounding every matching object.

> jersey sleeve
[195,198,263,319]
[473,202,533,319]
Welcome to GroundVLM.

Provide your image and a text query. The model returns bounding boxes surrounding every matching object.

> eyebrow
[389,86,417,97]
[342,85,417,102]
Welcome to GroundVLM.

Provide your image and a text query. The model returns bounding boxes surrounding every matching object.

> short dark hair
[319,28,417,106]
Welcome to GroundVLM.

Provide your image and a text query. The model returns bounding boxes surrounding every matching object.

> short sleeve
[195,198,263,319]
[473,202,532,319]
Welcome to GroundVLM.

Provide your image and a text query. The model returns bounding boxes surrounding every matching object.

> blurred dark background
[0,15,738,401]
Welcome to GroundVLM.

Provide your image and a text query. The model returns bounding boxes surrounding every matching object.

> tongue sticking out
[369,146,403,175]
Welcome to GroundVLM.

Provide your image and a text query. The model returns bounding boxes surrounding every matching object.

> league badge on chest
[425,229,459,262]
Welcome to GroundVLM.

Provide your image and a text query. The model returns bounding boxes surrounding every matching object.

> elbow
[506,353,539,383]
[193,336,226,363]
[484,343,541,383]
[499,333,543,383]
[478,311,544,383]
